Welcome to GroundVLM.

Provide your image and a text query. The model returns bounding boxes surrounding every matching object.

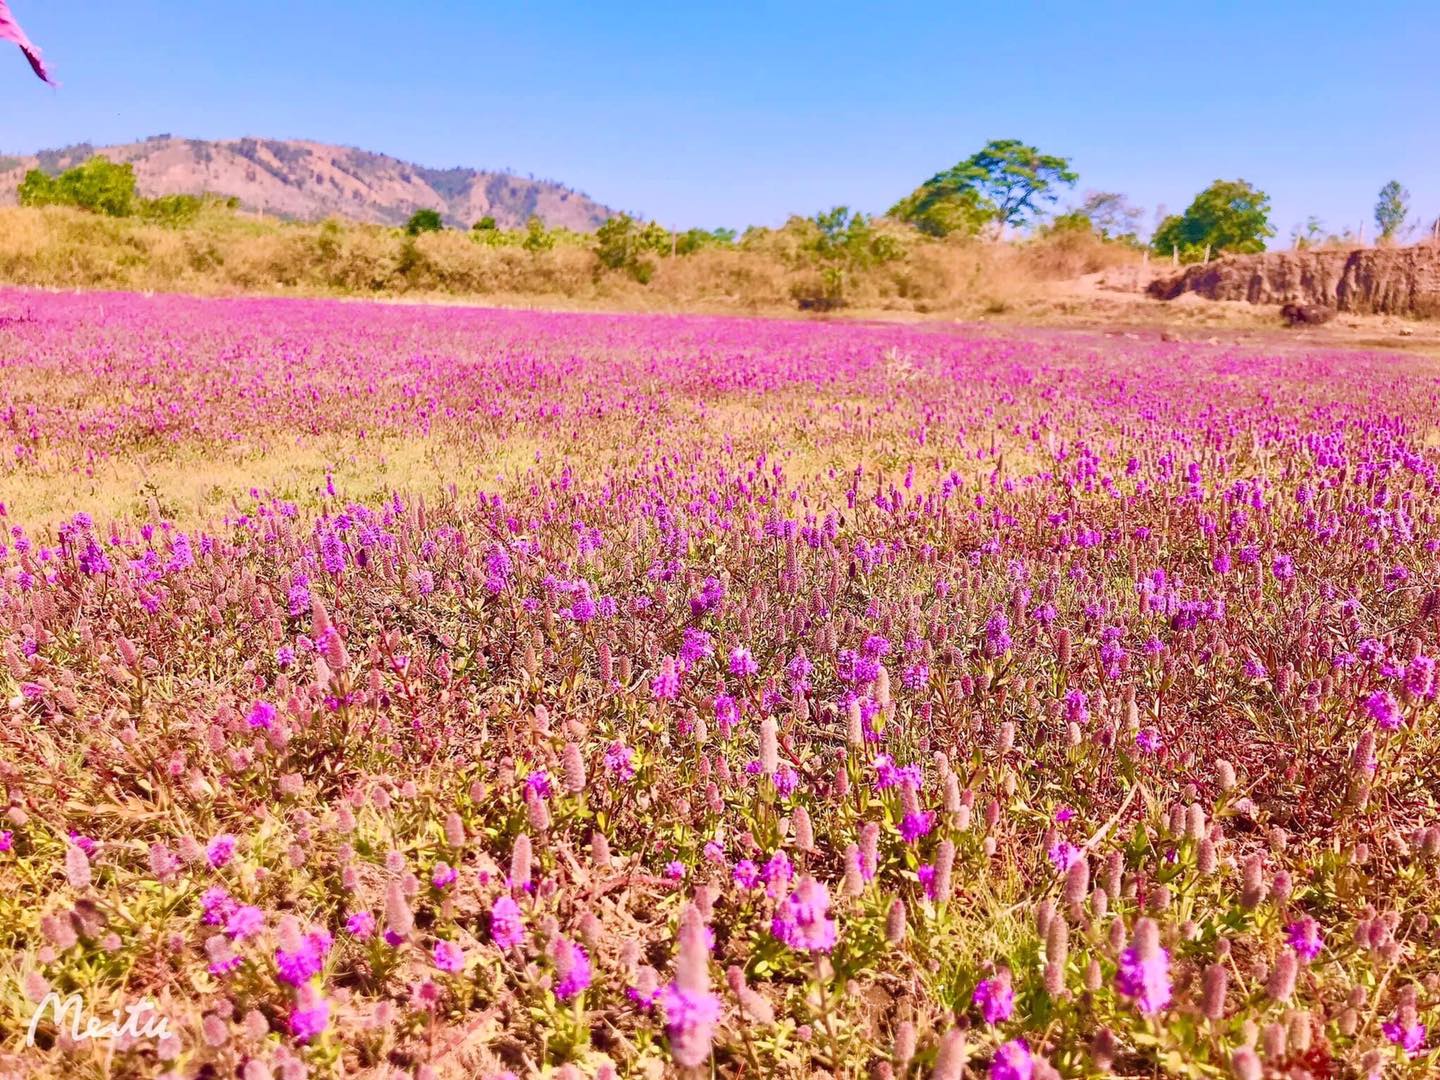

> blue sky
[4,1,1437,241]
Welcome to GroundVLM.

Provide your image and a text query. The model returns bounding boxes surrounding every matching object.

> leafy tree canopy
[404,208,444,236]
[891,139,1077,237]
[806,206,902,267]
[18,156,138,217]
[1151,179,1274,262]
[675,227,736,255]
[1374,181,1409,242]
[888,181,994,239]
[522,216,560,253]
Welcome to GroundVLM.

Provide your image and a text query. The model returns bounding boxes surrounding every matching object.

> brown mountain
[0,135,617,230]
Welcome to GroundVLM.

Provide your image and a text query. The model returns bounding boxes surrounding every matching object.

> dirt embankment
[1148,243,1440,317]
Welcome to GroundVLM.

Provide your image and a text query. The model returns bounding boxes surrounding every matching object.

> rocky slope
[1148,243,1440,317]
[0,135,616,230]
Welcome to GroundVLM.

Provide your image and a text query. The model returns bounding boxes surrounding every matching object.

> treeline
[12,144,1436,305]
[3,148,1149,312]
[0,201,1143,317]
[16,156,239,227]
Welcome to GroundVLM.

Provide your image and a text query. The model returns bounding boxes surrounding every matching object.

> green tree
[472,216,497,232]
[17,156,139,217]
[892,139,1077,237]
[1151,179,1273,262]
[674,227,736,255]
[593,213,655,280]
[522,216,556,252]
[787,207,903,309]
[139,193,204,228]
[888,181,993,238]
[404,208,444,236]
[807,206,900,267]
[1374,181,1409,242]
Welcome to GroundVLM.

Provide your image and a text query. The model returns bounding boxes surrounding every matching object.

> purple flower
[552,937,592,1000]
[772,765,799,797]
[524,769,552,799]
[661,983,722,1067]
[320,531,346,576]
[713,693,740,732]
[985,610,1012,656]
[225,904,265,941]
[345,911,375,938]
[603,741,635,783]
[201,887,237,925]
[762,850,793,892]
[732,860,761,890]
[247,700,277,729]
[771,876,837,953]
[432,862,458,889]
[1285,917,1323,963]
[1364,690,1403,730]
[1383,1013,1427,1056]
[786,653,813,686]
[651,658,681,701]
[1135,727,1162,753]
[1047,840,1083,872]
[433,939,465,974]
[1405,655,1435,698]
[872,754,923,791]
[989,1038,1034,1080]
[275,929,332,986]
[900,810,935,843]
[1115,921,1171,1015]
[206,834,238,869]
[288,991,329,1043]
[973,971,1015,1024]
[489,895,526,949]
[0,830,12,853]
[679,628,713,665]
[690,576,725,616]
[728,646,759,678]
[901,662,929,690]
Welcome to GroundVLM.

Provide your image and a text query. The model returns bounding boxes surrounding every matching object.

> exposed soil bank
[1148,243,1440,317]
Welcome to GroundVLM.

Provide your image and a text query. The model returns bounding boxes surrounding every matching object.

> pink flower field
[0,286,1438,1078]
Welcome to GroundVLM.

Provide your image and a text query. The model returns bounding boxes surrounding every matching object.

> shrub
[404,209,444,236]
[17,156,139,217]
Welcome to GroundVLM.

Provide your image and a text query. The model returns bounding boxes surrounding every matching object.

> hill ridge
[0,135,617,231]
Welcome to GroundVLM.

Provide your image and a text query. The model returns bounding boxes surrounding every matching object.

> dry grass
[0,205,1146,318]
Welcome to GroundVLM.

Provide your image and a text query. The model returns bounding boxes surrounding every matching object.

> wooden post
[1203,244,1211,264]
[1171,245,1178,266]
